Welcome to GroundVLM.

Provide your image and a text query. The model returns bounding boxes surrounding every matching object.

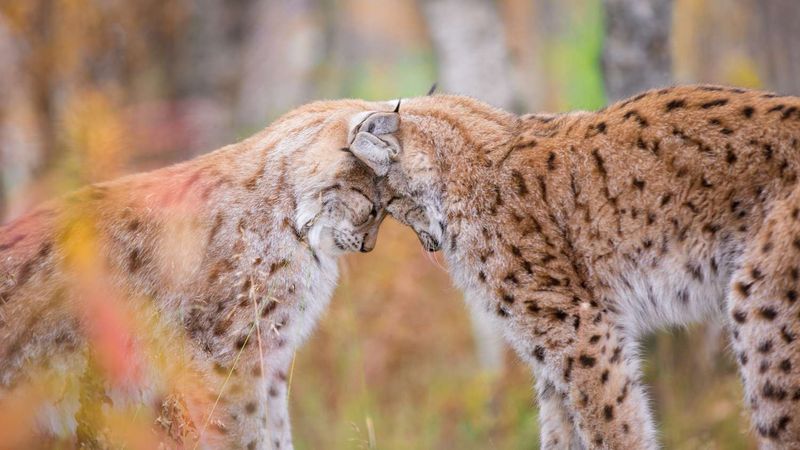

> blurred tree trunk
[235,0,322,128]
[753,0,800,95]
[418,0,517,110]
[601,0,673,101]
[0,13,46,222]
[499,0,546,112]
[418,0,517,372]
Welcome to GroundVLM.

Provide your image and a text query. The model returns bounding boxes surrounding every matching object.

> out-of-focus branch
[601,0,673,101]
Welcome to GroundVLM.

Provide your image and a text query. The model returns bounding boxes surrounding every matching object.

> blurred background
[2,0,799,448]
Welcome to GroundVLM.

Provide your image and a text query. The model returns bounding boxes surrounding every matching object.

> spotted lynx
[0,99,414,449]
[350,86,800,449]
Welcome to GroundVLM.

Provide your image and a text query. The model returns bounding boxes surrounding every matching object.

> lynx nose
[417,231,441,252]
[360,229,379,253]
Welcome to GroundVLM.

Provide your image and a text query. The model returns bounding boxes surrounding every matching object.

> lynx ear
[349,112,401,176]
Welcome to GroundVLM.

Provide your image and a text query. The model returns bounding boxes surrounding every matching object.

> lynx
[0,99,414,449]
[349,85,800,449]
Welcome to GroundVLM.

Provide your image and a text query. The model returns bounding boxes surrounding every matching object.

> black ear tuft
[393,99,401,113]
[426,82,438,96]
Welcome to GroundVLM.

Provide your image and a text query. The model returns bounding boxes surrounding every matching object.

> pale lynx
[0,99,425,449]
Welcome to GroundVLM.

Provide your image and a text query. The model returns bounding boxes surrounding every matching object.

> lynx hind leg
[729,188,800,448]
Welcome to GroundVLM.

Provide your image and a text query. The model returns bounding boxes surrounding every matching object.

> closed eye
[319,183,342,197]
[385,196,402,208]
[349,186,371,202]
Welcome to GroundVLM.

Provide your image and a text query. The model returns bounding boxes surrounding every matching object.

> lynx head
[347,95,515,253]
[280,100,396,256]
[344,105,444,252]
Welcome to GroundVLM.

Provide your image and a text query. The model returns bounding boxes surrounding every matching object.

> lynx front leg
[229,349,295,450]
[521,306,657,449]
[192,347,294,450]
[534,374,584,450]
[564,312,656,450]
[263,351,294,450]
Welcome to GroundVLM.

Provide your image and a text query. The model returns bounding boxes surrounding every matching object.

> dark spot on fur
[759,307,778,321]
[610,347,622,364]
[764,144,774,161]
[533,346,545,362]
[261,300,278,317]
[526,301,541,314]
[128,219,141,232]
[511,170,528,196]
[763,381,787,401]
[579,354,596,368]
[235,334,249,350]
[726,146,737,164]
[551,308,568,321]
[702,223,719,235]
[781,326,795,344]
[604,404,614,421]
[129,249,143,272]
[496,304,510,317]
[701,98,728,109]
[592,149,607,177]
[564,357,574,381]
[665,99,686,111]
[685,263,703,282]
[735,281,752,297]
[547,152,557,170]
[213,363,228,375]
[269,259,290,276]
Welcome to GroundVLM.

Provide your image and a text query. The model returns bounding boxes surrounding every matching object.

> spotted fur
[352,85,800,449]
[0,99,405,449]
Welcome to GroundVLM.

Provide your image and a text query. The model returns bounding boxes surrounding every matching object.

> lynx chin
[351,85,800,449]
